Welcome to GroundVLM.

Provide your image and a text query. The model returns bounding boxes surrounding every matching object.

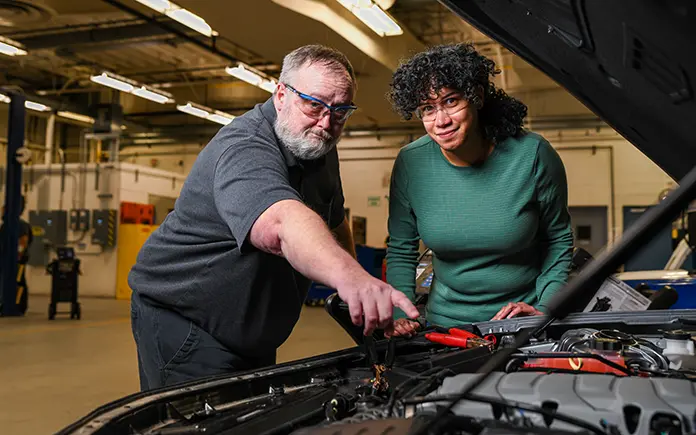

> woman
[385,43,574,337]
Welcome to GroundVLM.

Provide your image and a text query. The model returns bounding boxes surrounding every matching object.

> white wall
[336,136,404,247]
[0,162,185,298]
[118,162,185,204]
[541,129,675,245]
[119,145,201,175]
[8,163,121,298]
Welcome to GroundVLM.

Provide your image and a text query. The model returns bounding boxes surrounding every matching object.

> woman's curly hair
[388,43,528,144]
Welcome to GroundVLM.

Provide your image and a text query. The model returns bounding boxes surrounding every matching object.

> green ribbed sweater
[386,132,574,327]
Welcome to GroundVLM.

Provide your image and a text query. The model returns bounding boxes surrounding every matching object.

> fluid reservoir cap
[663,330,691,340]
[590,337,623,351]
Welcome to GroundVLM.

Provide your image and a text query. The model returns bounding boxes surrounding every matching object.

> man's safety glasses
[284,83,357,123]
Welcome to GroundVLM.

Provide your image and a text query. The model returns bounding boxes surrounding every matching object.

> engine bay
[58,310,696,435]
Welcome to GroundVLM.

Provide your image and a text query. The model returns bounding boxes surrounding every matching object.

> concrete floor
[0,295,357,435]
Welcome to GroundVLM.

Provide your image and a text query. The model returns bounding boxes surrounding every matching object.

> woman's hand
[491,302,543,321]
[384,318,421,338]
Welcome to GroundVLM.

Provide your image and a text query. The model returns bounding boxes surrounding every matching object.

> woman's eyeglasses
[284,83,357,123]
[415,95,469,122]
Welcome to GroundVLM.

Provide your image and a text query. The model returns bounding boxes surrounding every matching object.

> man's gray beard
[274,116,339,161]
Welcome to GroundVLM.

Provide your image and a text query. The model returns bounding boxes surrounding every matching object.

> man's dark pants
[130,291,276,391]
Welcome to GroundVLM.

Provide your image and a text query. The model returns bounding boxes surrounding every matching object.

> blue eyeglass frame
[283,83,357,121]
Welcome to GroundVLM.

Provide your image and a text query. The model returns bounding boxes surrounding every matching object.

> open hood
[440,0,696,180]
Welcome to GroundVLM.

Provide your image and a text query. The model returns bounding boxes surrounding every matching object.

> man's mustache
[307,129,334,141]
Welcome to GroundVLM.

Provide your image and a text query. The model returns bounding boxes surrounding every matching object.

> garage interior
[0,1,681,434]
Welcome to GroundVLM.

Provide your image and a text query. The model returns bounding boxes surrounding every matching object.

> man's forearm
[332,217,357,259]
[278,203,365,289]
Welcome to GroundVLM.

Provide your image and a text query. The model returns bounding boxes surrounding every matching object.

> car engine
[291,327,696,435]
[58,311,696,435]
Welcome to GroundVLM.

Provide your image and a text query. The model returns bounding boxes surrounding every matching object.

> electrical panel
[92,209,117,247]
[28,210,67,247]
[28,211,48,266]
[69,209,90,231]
[46,210,68,246]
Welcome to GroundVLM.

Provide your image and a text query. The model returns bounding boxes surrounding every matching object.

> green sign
[367,196,381,207]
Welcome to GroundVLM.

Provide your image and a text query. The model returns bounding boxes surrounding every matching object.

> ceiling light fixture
[225,64,263,86]
[206,113,234,126]
[335,0,403,36]
[225,63,277,93]
[134,0,218,38]
[90,71,174,104]
[133,0,170,13]
[57,111,95,124]
[176,102,235,125]
[0,36,28,56]
[133,86,172,104]
[25,101,51,112]
[90,72,134,93]
[0,93,52,112]
[259,79,278,93]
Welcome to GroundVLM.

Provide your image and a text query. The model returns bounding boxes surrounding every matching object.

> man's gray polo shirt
[128,98,346,358]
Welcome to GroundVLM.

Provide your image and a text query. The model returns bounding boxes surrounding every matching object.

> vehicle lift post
[0,91,26,317]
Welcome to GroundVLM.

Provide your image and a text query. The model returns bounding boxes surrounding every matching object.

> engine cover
[432,372,696,434]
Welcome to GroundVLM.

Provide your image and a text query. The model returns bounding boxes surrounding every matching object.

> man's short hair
[278,44,356,90]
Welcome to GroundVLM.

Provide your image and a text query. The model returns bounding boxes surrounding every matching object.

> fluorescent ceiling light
[0,36,27,56]
[177,102,235,125]
[336,0,403,36]
[259,80,278,94]
[134,0,171,13]
[90,71,174,104]
[0,93,52,111]
[57,111,95,124]
[133,86,174,104]
[225,64,263,87]
[225,63,278,93]
[206,113,234,125]
[25,101,51,112]
[135,0,218,37]
[167,7,216,37]
[177,102,209,118]
[91,72,134,93]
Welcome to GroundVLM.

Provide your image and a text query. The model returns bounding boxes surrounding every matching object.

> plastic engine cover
[431,373,696,434]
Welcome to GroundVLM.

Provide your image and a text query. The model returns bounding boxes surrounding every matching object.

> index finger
[492,304,513,320]
[347,296,363,326]
[505,306,523,319]
[391,291,419,318]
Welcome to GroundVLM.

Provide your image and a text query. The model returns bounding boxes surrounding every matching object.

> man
[128,45,419,391]
[0,195,33,315]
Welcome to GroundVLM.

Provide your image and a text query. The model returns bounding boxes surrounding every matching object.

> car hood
[440,0,696,180]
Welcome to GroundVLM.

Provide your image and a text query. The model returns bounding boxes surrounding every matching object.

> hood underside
[440,0,696,181]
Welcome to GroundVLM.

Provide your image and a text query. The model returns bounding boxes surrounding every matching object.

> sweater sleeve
[386,151,421,320]
[533,138,574,312]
